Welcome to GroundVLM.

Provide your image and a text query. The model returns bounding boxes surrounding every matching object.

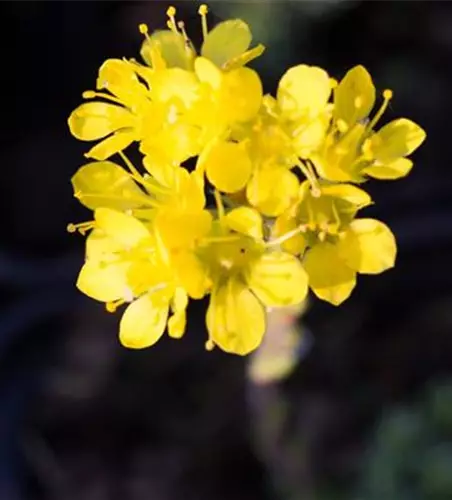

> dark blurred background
[1,1,452,499]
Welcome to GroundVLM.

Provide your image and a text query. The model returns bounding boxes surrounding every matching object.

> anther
[366,88,393,133]
[166,6,179,35]
[139,23,149,35]
[205,339,215,351]
[106,302,117,313]
[82,90,96,99]
[66,221,95,236]
[167,6,176,17]
[177,21,190,43]
[198,4,209,39]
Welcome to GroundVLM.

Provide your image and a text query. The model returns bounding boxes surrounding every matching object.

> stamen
[67,221,95,236]
[166,6,179,35]
[297,161,320,198]
[367,89,393,132]
[82,90,123,104]
[214,189,225,220]
[266,224,306,247]
[139,23,149,36]
[106,299,125,313]
[205,339,215,351]
[198,4,209,40]
[177,21,190,43]
[118,151,167,196]
[139,23,167,69]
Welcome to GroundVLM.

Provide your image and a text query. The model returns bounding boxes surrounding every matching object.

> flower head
[67,4,426,356]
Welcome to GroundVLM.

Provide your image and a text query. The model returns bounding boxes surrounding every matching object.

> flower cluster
[67,5,426,355]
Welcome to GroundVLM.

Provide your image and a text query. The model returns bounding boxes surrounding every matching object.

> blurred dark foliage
[1,1,452,500]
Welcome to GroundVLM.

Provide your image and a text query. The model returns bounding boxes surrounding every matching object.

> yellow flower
[139,5,265,72]
[274,182,396,305]
[68,59,150,160]
[201,209,308,355]
[311,65,426,182]
[66,4,426,357]
[73,207,196,349]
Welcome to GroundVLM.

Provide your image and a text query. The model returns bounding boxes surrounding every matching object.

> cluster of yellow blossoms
[67,5,426,355]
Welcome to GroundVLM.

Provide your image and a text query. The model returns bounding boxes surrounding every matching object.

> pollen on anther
[167,6,176,17]
[205,339,215,351]
[198,4,209,15]
[383,89,393,100]
[67,223,76,233]
[82,90,96,99]
[106,302,117,313]
[139,23,149,34]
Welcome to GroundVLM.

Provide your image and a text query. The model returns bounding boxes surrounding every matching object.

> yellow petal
[96,59,148,107]
[223,44,266,71]
[150,68,199,106]
[303,243,356,305]
[85,229,123,261]
[94,208,150,247]
[206,278,266,355]
[292,111,331,158]
[201,19,252,68]
[126,260,172,296]
[334,65,376,127]
[119,293,169,349]
[222,67,263,123]
[225,207,263,239]
[173,251,211,299]
[205,141,252,193]
[71,161,148,210]
[85,130,137,161]
[76,260,130,302]
[168,288,188,339]
[320,183,373,209]
[246,251,309,307]
[277,65,332,120]
[366,118,426,163]
[337,218,397,274]
[155,209,212,249]
[273,213,307,255]
[168,310,187,339]
[363,158,413,180]
[246,167,299,217]
[195,57,223,90]
[141,30,195,70]
[68,102,134,141]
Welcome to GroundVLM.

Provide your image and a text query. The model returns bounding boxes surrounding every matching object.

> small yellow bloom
[274,182,395,305]
[68,59,151,160]
[312,65,426,183]
[201,217,308,355]
[140,5,265,72]
[67,4,426,356]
